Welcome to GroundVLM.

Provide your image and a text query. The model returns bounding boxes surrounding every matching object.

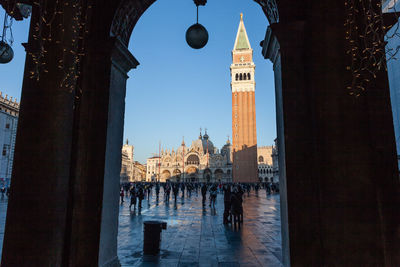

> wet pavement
[0,190,282,266]
[118,190,282,266]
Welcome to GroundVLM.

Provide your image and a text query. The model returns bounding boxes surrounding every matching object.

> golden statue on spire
[240,13,243,20]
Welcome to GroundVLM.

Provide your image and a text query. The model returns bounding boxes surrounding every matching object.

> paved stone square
[0,191,282,266]
[118,191,282,266]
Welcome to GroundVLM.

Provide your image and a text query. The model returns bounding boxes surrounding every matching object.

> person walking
[137,186,144,210]
[209,184,217,208]
[223,184,232,224]
[173,183,179,204]
[129,186,137,210]
[155,182,160,199]
[181,183,185,198]
[165,182,171,203]
[120,188,124,203]
[146,184,151,200]
[201,183,207,206]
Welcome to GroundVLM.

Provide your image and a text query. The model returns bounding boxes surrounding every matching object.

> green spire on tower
[233,13,251,50]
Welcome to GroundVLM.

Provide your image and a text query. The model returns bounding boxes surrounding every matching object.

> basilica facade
[146,131,233,183]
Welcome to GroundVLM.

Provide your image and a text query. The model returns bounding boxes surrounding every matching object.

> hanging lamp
[0,11,14,64]
[186,0,208,49]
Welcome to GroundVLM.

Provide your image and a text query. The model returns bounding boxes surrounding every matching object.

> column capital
[269,21,305,50]
[111,37,139,75]
[261,26,280,66]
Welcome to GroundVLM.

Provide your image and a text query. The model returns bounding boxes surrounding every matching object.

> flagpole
[158,141,161,182]
[182,137,185,182]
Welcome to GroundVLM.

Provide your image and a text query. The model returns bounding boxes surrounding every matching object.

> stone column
[1,3,137,266]
[262,25,290,266]
[65,37,138,266]
[262,0,400,265]
[1,3,78,266]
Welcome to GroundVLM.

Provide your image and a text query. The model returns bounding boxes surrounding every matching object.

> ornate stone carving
[193,0,207,6]
[254,0,279,24]
[110,0,156,46]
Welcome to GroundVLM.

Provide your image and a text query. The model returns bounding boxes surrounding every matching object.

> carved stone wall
[254,0,279,24]
[110,0,156,45]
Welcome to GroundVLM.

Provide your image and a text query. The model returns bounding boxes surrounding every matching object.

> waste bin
[143,220,167,255]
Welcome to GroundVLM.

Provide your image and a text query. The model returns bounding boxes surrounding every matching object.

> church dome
[191,134,214,154]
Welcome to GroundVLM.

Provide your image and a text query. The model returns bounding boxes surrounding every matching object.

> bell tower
[230,13,258,183]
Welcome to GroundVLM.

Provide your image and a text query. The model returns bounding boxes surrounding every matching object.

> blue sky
[0,0,276,164]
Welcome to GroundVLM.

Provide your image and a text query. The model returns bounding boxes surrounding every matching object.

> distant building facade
[120,141,146,182]
[133,161,146,181]
[257,146,274,182]
[146,156,161,182]
[231,14,258,182]
[271,139,279,183]
[383,0,400,170]
[146,131,233,183]
[0,92,19,187]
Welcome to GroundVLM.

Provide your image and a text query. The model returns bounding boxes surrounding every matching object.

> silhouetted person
[129,187,137,210]
[165,183,171,203]
[155,183,160,199]
[137,186,144,210]
[255,183,259,195]
[173,184,179,203]
[201,183,207,206]
[120,188,124,203]
[223,185,232,224]
[181,183,185,198]
[209,185,217,208]
[230,187,242,228]
[146,184,151,200]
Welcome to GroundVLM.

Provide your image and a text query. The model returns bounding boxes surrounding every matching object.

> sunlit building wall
[0,92,19,187]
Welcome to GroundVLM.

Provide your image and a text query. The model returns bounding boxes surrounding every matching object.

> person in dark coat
[129,186,137,210]
[173,183,179,203]
[137,186,144,210]
[201,183,207,206]
[230,187,242,227]
[223,184,232,224]
[181,183,185,198]
[120,188,124,203]
[165,182,171,203]
[155,183,160,199]
[209,184,217,208]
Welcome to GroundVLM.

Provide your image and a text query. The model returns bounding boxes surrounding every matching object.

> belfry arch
[1,0,399,267]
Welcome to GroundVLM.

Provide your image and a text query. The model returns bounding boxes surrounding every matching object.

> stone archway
[203,168,212,182]
[2,1,399,267]
[214,169,224,181]
[186,166,198,182]
[172,169,181,182]
[161,170,171,181]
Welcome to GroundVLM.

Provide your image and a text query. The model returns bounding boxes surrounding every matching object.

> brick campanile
[230,13,258,183]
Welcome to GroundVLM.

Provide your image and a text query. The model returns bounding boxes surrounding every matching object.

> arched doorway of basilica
[172,169,181,182]
[187,154,200,165]
[1,0,399,266]
[203,168,212,182]
[161,170,171,181]
[186,166,198,182]
[214,169,224,181]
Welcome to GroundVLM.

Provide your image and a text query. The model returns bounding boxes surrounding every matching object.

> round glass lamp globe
[186,23,209,49]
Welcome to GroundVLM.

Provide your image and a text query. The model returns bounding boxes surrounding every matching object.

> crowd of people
[120,181,279,227]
